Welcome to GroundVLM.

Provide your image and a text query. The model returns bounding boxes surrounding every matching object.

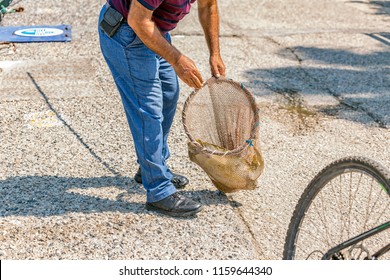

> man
[98,0,226,217]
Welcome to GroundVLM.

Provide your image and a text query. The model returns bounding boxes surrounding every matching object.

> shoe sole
[145,204,202,217]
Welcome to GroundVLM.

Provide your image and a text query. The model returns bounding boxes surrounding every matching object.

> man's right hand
[128,1,203,89]
[173,55,204,89]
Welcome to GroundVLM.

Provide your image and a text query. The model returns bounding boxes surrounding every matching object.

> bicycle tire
[283,156,390,260]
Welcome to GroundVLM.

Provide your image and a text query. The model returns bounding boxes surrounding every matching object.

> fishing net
[182,77,264,193]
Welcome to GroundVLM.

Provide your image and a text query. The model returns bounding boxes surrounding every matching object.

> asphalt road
[0,0,389,259]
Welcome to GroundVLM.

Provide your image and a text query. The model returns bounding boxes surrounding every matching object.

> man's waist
[106,1,126,22]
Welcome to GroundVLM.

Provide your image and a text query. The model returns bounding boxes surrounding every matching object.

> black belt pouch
[100,5,124,37]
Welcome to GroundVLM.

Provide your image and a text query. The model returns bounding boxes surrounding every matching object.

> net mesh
[182,77,264,193]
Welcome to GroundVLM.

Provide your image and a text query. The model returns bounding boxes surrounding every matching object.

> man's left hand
[210,54,226,78]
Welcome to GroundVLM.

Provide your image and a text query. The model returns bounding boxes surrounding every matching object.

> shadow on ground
[245,46,390,127]
[0,175,229,217]
[369,0,390,15]
[349,1,390,16]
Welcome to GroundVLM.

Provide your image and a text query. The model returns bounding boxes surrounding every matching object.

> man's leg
[159,55,179,162]
[98,5,200,215]
[98,7,174,202]
[135,33,188,188]
[133,51,189,189]
[158,42,189,188]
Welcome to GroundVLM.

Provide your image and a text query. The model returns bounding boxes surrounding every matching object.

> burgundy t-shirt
[108,0,196,32]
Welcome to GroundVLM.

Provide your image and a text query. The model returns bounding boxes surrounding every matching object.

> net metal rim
[182,77,259,156]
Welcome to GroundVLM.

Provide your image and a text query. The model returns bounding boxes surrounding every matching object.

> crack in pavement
[27,72,122,177]
[263,36,388,128]
[226,194,265,259]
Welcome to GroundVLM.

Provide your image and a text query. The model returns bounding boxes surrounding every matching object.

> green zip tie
[246,139,254,147]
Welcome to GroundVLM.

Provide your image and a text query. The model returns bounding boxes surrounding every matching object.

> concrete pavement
[0,0,389,259]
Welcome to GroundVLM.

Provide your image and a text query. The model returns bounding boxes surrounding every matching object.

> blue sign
[0,25,71,42]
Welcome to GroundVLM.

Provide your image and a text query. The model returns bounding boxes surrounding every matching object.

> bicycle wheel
[283,157,390,260]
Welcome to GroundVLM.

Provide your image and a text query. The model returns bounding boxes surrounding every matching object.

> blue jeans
[98,4,178,202]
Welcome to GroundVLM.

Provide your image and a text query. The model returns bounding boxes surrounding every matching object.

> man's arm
[197,0,226,78]
[127,0,203,88]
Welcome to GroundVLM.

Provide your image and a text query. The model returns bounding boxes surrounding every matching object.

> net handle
[182,77,260,156]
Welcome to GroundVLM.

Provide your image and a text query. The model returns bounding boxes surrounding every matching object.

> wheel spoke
[347,171,362,239]
[362,176,375,232]
[316,190,333,245]
[285,157,390,260]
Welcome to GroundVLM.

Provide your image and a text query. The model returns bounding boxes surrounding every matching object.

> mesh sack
[182,77,264,193]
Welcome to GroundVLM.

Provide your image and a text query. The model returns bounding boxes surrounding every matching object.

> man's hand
[210,53,226,78]
[173,55,204,89]
[128,0,202,89]
[198,0,226,78]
